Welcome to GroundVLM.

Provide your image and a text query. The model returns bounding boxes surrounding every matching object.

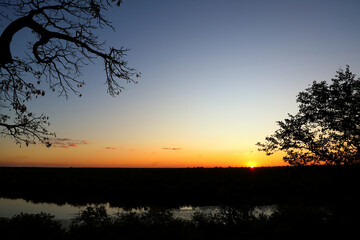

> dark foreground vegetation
[1,204,359,240]
[1,166,360,207]
[1,166,360,239]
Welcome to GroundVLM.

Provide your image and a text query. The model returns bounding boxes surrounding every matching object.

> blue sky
[1,0,360,167]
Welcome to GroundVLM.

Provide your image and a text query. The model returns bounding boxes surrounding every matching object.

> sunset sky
[1,0,360,167]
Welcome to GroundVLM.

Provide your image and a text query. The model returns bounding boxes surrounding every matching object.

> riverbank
[1,204,358,240]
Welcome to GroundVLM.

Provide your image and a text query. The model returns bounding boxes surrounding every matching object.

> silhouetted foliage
[0,212,64,240]
[1,167,359,239]
[70,205,114,239]
[71,205,112,228]
[257,66,360,165]
[1,204,358,240]
[0,0,139,146]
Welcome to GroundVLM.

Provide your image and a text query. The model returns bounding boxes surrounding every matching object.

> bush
[0,212,64,240]
[69,205,114,239]
[1,204,358,240]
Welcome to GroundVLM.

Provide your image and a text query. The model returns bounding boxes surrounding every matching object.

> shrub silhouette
[0,204,359,240]
[0,212,64,240]
[69,205,114,239]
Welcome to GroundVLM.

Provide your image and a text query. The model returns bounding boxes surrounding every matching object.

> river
[0,198,276,220]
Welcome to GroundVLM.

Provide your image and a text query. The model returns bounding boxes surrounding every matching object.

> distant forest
[1,166,359,207]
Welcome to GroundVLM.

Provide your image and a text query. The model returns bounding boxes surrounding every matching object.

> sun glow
[247,161,257,168]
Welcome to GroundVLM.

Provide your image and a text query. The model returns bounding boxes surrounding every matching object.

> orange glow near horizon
[0,1,359,170]
[0,139,287,168]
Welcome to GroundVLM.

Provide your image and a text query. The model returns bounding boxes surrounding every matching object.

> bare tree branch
[0,0,138,147]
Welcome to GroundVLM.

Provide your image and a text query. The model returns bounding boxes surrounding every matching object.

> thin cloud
[105,147,117,150]
[55,138,71,142]
[162,147,182,150]
[59,145,70,149]
[49,138,90,149]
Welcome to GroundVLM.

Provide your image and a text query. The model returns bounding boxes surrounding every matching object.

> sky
[1,0,360,167]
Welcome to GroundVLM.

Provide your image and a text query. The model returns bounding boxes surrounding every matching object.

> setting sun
[0,0,359,238]
[0,0,359,169]
[247,161,257,168]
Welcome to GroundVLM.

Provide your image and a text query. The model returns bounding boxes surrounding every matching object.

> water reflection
[0,198,88,219]
[0,198,276,220]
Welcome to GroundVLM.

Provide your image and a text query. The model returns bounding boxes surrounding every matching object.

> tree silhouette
[257,66,360,166]
[0,0,138,146]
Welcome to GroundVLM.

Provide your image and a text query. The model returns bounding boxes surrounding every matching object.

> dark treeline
[0,204,358,240]
[1,166,360,208]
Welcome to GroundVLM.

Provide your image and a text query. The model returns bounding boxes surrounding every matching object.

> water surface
[0,198,276,220]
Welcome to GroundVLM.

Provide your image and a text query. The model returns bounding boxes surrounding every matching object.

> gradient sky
[1,0,360,167]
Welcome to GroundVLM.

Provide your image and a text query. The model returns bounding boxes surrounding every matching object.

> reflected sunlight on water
[0,198,88,219]
[0,198,276,220]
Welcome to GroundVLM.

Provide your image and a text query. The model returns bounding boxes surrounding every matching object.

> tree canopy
[257,66,360,166]
[0,0,139,147]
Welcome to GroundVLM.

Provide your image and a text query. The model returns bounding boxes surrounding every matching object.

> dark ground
[0,166,359,208]
[1,166,360,239]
